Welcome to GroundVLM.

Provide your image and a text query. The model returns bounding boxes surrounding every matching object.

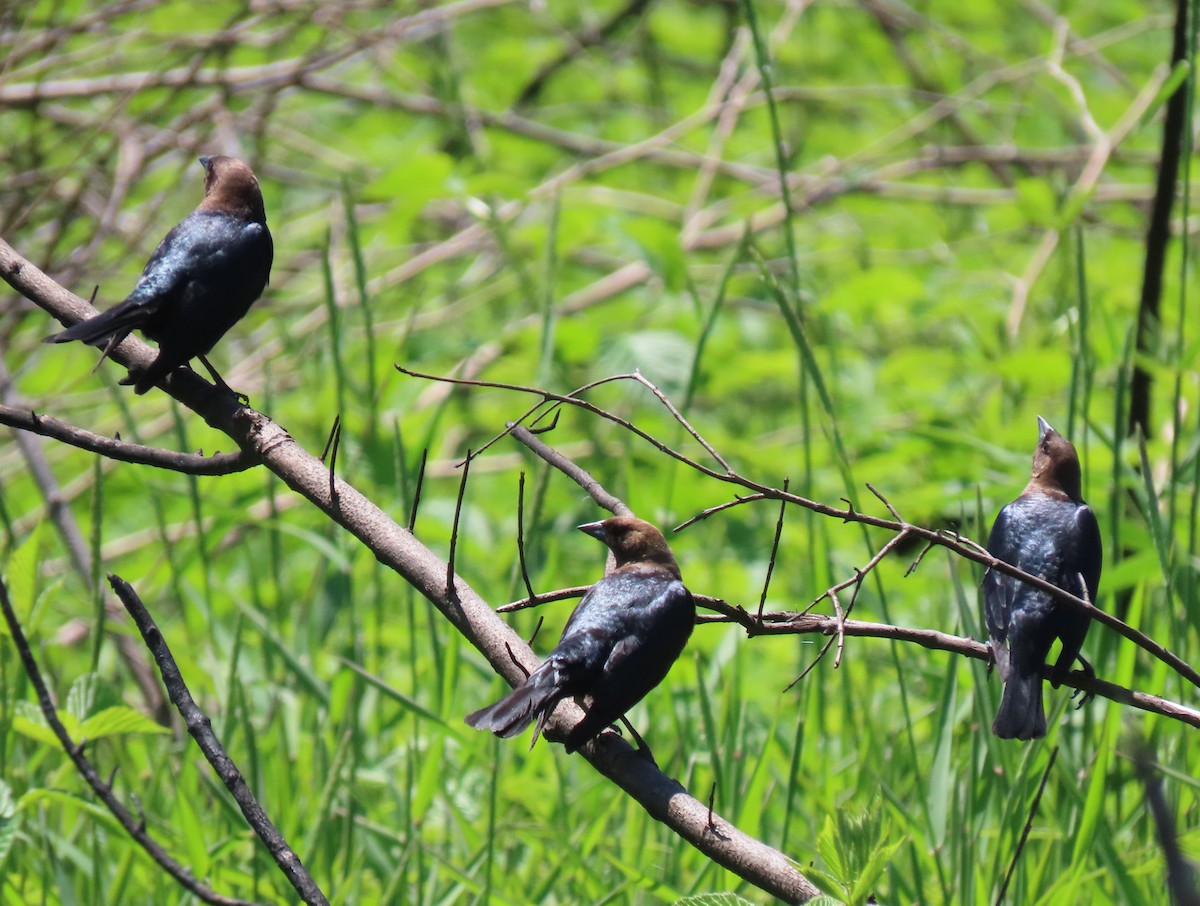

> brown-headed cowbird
[466,515,695,754]
[984,416,1102,740]
[44,156,272,395]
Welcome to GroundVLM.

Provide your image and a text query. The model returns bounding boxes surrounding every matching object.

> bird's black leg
[617,716,657,766]
[197,354,249,405]
[1069,655,1095,708]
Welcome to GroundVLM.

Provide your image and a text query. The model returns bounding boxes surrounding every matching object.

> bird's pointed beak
[577,521,608,542]
[1036,415,1053,441]
[198,156,212,170]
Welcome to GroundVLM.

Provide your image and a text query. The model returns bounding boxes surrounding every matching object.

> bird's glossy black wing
[598,578,693,676]
[983,503,1021,643]
[1073,504,1103,603]
[127,212,269,312]
[561,576,693,751]
[552,570,688,687]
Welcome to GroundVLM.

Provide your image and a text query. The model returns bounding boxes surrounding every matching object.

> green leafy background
[0,0,1197,903]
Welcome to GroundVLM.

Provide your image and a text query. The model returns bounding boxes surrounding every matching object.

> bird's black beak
[577,521,608,542]
[198,156,212,170]
[1036,415,1053,442]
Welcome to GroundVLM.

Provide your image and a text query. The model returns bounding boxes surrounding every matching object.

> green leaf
[849,836,904,903]
[11,702,77,747]
[805,865,849,901]
[0,779,18,870]
[77,706,170,740]
[817,813,846,884]
[1,522,44,635]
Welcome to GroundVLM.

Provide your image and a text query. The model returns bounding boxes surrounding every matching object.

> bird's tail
[465,664,564,744]
[992,671,1046,740]
[44,300,142,348]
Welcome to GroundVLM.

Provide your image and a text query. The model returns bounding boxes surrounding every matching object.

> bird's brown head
[578,515,680,576]
[197,155,266,223]
[1028,415,1083,501]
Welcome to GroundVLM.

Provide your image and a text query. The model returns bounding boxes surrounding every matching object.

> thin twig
[757,479,789,622]
[497,584,590,613]
[516,471,537,602]
[674,493,769,531]
[866,482,903,522]
[108,575,330,906]
[446,449,472,604]
[629,371,732,472]
[407,448,428,532]
[320,414,342,507]
[526,615,544,648]
[996,747,1058,906]
[387,365,1200,691]
[0,404,258,474]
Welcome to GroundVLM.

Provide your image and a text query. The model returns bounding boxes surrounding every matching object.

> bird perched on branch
[44,155,272,395]
[466,515,695,754]
[984,416,1102,740]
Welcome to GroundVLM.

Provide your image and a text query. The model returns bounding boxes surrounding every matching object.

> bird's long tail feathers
[44,301,143,347]
[992,671,1046,740]
[465,665,564,746]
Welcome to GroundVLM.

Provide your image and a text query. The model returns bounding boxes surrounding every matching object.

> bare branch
[108,575,330,906]
[0,403,259,474]
[695,605,1199,729]
[508,423,631,516]
[498,585,590,614]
